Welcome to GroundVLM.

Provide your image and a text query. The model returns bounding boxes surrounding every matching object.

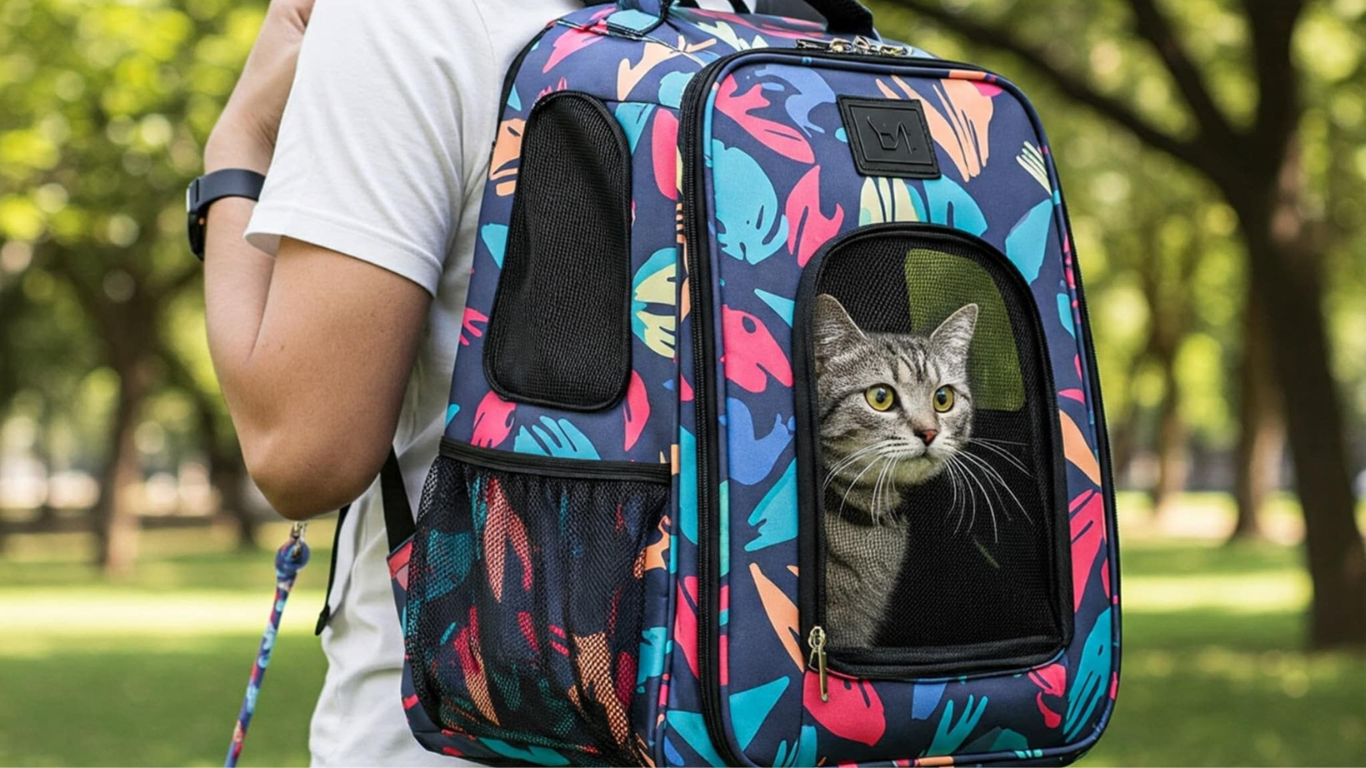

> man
[203,0,804,764]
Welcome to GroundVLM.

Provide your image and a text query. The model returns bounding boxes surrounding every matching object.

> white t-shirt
[245,0,575,764]
[245,0,753,764]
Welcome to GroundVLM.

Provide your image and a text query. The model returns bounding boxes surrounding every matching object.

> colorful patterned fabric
[389,2,1119,766]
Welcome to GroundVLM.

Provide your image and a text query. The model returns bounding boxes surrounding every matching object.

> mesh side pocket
[483,91,633,411]
[404,448,667,765]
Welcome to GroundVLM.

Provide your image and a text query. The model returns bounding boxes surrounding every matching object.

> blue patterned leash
[226,522,310,767]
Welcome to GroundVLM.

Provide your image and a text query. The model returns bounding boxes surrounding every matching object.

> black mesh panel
[404,450,667,765]
[484,91,633,411]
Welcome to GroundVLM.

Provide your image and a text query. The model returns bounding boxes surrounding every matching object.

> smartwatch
[185,168,266,260]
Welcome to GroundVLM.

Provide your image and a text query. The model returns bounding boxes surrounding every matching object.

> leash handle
[226,522,311,768]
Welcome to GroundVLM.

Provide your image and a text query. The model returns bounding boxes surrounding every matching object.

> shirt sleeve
[244,0,500,296]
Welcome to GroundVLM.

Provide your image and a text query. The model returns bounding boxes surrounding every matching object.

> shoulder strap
[380,449,417,552]
[314,449,416,635]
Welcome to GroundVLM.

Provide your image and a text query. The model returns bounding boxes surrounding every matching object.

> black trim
[482,90,635,413]
[791,222,1071,679]
[679,49,990,765]
[314,504,349,635]
[440,439,671,485]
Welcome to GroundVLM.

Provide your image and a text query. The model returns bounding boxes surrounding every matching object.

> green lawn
[1,516,1363,766]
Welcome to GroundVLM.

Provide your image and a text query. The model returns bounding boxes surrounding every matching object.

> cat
[812,294,979,648]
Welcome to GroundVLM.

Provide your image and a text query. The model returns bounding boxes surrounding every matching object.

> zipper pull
[807,626,829,702]
[796,37,856,54]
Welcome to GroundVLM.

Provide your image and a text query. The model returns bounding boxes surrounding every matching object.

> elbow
[241,424,386,520]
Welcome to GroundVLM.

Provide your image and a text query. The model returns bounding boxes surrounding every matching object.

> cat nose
[916,429,938,445]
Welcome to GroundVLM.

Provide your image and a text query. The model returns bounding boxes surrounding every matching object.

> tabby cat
[812,294,979,647]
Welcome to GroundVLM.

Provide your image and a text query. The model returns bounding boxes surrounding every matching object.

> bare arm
[203,1,429,519]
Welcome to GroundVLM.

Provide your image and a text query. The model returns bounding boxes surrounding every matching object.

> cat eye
[933,386,955,412]
[865,385,896,411]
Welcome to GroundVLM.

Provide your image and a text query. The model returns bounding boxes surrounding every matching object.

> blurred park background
[0,0,1364,765]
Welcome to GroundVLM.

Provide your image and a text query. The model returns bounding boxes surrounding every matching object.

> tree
[882,0,1366,648]
[0,0,265,574]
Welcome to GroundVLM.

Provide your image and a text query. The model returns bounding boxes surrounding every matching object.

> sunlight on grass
[0,498,1362,766]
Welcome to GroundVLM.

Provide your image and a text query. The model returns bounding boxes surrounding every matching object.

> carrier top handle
[612,0,874,37]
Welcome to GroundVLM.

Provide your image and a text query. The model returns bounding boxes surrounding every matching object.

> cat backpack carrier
[379,0,1121,764]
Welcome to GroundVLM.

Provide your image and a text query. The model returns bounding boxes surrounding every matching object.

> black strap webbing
[314,503,348,635]
[314,449,417,635]
[380,448,417,552]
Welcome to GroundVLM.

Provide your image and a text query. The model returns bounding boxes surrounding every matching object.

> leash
[226,521,311,767]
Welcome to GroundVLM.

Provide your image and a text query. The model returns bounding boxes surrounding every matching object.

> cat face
[813,294,978,520]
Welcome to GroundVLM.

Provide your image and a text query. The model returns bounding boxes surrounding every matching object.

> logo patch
[838,96,941,179]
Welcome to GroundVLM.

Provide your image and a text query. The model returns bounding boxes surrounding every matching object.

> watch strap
[186,168,266,259]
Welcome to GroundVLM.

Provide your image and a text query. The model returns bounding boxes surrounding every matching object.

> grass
[1,513,1364,766]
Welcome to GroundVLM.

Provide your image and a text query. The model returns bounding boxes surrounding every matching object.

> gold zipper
[807,625,829,702]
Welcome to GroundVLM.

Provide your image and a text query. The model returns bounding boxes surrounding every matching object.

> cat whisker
[836,454,883,520]
[958,450,1034,527]
[968,440,1031,475]
[823,442,893,489]
[950,454,1000,542]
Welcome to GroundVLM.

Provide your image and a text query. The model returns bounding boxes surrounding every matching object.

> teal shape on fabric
[1016,748,1045,759]
[659,71,694,109]
[912,680,946,720]
[718,479,730,577]
[922,176,987,236]
[754,288,794,326]
[729,676,790,750]
[926,694,989,756]
[773,725,818,767]
[480,739,571,766]
[713,142,788,264]
[680,428,698,544]
[480,223,508,269]
[835,127,847,143]
[1065,607,1113,741]
[513,416,600,459]
[606,8,660,34]
[991,728,1030,752]
[745,460,797,552]
[666,710,727,766]
[445,403,460,426]
[962,726,1029,755]
[1005,198,1053,283]
[1057,293,1075,337]
[507,84,521,111]
[424,530,471,600]
[638,625,670,687]
[615,103,655,152]
[439,622,458,645]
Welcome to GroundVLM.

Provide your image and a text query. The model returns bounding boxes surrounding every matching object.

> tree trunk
[1151,357,1188,519]
[1228,151,1366,650]
[92,357,151,577]
[1230,306,1283,542]
[214,451,258,550]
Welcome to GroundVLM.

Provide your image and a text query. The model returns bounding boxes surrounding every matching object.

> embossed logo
[838,96,941,179]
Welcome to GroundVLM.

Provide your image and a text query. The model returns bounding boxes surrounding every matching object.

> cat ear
[930,303,979,360]
[812,294,866,363]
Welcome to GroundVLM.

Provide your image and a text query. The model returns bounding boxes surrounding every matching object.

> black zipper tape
[440,439,670,485]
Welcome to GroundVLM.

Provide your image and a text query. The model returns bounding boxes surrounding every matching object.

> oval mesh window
[483,91,633,411]
[796,223,1071,675]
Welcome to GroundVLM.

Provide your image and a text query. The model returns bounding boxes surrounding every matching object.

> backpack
[377,1,1120,764]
